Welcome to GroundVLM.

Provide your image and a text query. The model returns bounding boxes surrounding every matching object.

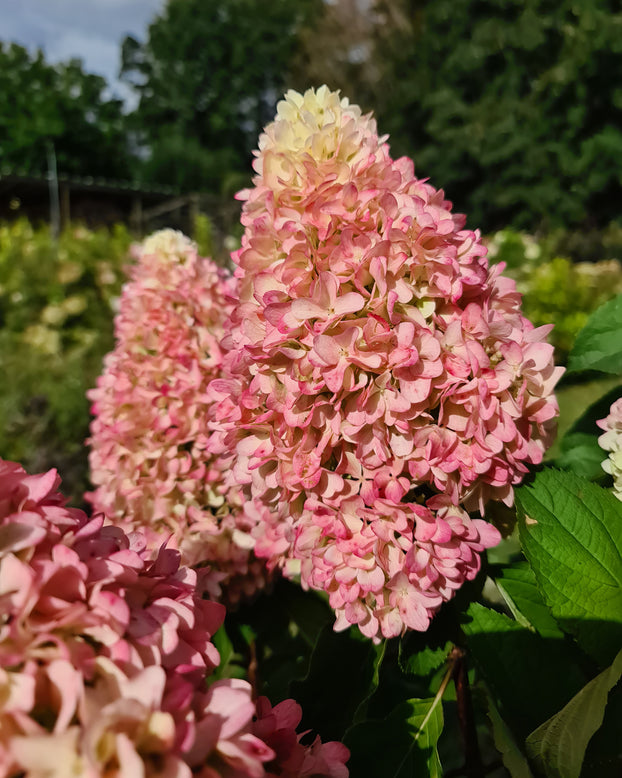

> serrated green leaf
[463,603,586,742]
[525,650,622,778]
[344,696,444,778]
[556,384,622,480]
[494,562,564,639]
[487,694,535,778]
[516,470,622,666]
[399,641,453,677]
[567,295,622,375]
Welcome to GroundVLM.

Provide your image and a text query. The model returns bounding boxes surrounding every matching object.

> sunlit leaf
[516,469,622,666]
[567,295,622,375]
[526,650,622,778]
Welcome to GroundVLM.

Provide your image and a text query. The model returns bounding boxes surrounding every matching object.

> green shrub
[486,230,622,363]
[0,219,131,504]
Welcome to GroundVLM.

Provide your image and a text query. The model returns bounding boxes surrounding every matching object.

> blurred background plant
[2,0,622,236]
[486,230,622,362]
[0,215,237,505]
[0,220,131,504]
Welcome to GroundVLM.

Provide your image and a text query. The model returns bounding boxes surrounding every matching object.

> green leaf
[525,649,622,778]
[398,612,454,678]
[493,562,564,639]
[556,384,622,480]
[463,603,587,742]
[290,625,386,741]
[344,696,444,778]
[567,295,622,375]
[487,695,535,778]
[516,469,622,666]
[582,681,622,777]
[555,432,609,481]
[399,641,453,677]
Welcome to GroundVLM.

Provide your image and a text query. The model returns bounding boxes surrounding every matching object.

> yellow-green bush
[486,230,622,363]
[0,220,131,504]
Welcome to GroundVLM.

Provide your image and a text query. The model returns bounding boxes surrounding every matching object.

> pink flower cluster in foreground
[211,86,562,640]
[0,459,348,778]
[88,230,269,603]
[598,397,622,499]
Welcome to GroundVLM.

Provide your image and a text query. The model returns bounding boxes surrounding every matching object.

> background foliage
[119,0,321,193]
[366,0,622,232]
[0,220,130,503]
[2,0,622,234]
[0,42,131,179]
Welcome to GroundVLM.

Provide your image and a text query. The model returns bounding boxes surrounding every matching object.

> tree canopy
[291,0,622,232]
[121,0,321,194]
[0,42,131,180]
[370,0,622,231]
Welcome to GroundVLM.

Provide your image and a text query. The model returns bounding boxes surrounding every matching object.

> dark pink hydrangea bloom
[0,459,349,778]
[253,697,349,778]
[213,86,562,640]
[87,230,271,603]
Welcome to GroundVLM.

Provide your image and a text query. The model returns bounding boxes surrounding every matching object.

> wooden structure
[0,171,244,265]
[0,172,179,234]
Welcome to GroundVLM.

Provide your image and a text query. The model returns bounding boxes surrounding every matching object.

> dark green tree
[371,0,622,232]
[121,0,321,194]
[0,42,131,179]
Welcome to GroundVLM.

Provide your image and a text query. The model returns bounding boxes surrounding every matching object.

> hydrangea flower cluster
[254,697,349,778]
[598,397,622,499]
[215,86,562,640]
[0,458,349,778]
[87,230,269,603]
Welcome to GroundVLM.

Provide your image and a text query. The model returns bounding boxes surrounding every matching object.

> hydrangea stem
[451,647,485,777]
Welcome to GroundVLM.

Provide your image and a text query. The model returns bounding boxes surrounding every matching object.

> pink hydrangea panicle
[597,397,622,499]
[87,229,272,603]
[0,457,224,775]
[217,86,562,641]
[0,458,349,777]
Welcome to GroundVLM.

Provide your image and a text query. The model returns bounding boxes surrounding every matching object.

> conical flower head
[218,86,562,641]
[88,229,271,603]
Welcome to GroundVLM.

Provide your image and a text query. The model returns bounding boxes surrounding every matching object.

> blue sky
[0,0,164,98]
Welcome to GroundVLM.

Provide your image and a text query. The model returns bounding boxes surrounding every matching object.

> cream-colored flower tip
[257,85,372,162]
[598,397,622,500]
[141,228,196,259]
